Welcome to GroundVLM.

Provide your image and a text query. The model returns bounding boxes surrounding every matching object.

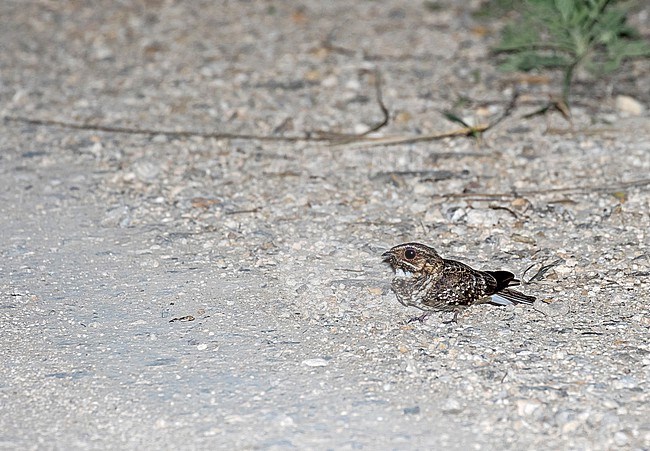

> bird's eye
[404,248,417,260]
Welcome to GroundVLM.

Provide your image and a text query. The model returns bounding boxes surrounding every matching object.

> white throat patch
[395,268,416,279]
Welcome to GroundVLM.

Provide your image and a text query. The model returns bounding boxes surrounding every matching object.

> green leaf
[441,111,470,128]
[609,40,650,59]
[499,52,570,72]
[555,0,574,22]
[492,0,649,102]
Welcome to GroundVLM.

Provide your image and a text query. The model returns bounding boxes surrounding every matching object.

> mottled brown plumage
[382,242,535,322]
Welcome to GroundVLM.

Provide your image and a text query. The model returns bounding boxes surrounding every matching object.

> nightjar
[382,242,535,322]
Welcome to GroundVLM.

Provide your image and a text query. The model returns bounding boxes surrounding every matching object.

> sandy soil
[1,1,649,449]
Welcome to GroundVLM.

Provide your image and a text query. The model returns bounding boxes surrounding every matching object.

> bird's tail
[489,288,536,306]
[485,270,519,291]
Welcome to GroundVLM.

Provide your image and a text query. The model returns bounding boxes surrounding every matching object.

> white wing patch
[490,294,515,306]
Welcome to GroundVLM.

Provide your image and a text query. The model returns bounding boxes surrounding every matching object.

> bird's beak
[381,250,392,262]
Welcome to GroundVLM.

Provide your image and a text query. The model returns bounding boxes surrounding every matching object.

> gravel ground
[1,1,649,450]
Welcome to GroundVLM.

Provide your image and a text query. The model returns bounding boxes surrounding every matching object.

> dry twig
[335,90,520,148]
[4,68,391,145]
[311,68,390,143]
[433,178,650,201]
[523,259,564,284]
[4,115,323,142]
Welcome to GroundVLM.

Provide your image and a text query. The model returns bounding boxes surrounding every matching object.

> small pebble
[615,95,644,115]
[403,406,420,415]
[302,358,329,367]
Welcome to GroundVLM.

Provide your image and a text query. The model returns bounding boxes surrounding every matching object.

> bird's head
[382,242,442,279]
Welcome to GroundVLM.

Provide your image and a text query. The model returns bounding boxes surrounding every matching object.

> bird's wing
[443,259,499,294]
[419,259,497,309]
[442,258,478,275]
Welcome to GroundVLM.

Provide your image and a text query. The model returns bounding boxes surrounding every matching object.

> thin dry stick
[4,69,390,144]
[333,124,491,148]
[488,89,520,128]
[312,68,390,143]
[433,178,650,200]
[4,84,522,146]
[522,259,563,284]
[335,90,519,148]
[360,70,390,135]
[4,115,325,142]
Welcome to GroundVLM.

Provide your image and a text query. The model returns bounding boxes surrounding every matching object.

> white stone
[302,358,329,367]
[516,399,541,416]
[465,209,498,226]
[613,431,629,446]
[615,95,644,115]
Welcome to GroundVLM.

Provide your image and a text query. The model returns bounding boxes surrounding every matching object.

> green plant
[494,0,650,102]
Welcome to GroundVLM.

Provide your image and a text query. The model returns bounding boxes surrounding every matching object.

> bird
[382,242,535,322]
